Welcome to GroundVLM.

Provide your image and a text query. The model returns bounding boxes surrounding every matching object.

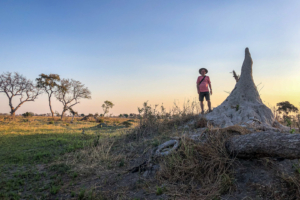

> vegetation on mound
[157,130,235,199]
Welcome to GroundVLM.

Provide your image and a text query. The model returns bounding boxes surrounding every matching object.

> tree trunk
[71,115,75,123]
[11,109,16,117]
[226,131,300,159]
[48,96,54,117]
[9,98,15,117]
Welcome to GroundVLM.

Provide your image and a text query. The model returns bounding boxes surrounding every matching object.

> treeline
[0,72,91,118]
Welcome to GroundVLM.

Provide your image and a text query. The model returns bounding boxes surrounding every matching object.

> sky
[0,0,299,115]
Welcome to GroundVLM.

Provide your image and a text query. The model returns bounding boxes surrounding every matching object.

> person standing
[196,68,212,114]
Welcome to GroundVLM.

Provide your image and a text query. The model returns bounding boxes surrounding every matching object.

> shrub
[122,121,132,127]
[98,118,104,123]
[22,112,34,117]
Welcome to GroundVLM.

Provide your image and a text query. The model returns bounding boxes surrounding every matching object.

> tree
[36,73,60,117]
[56,79,91,119]
[101,101,114,117]
[276,101,298,116]
[0,72,41,117]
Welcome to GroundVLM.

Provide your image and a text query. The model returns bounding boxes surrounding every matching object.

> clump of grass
[78,188,86,200]
[129,100,200,140]
[157,129,235,199]
[50,185,60,194]
[194,117,207,128]
[156,185,165,195]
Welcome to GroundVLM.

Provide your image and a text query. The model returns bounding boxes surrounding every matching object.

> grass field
[0,116,138,199]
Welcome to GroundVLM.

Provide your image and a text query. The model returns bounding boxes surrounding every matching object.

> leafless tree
[56,79,91,119]
[36,73,60,117]
[0,72,41,117]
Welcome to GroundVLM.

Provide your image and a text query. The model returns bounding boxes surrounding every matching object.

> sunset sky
[0,0,299,115]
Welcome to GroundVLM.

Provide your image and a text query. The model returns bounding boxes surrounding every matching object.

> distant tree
[277,101,299,116]
[55,110,60,117]
[80,113,85,117]
[119,114,123,117]
[36,73,60,117]
[123,114,129,118]
[94,113,99,117]
[56,79,91,119]
[0,72,41,117]
[68,107,78,123]
[101,101,114,117]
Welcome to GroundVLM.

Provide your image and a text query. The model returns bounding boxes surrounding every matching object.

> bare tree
[36,73,60,117]
[102,100,114,117]
[56,79,91,119]
[0,72,41,117]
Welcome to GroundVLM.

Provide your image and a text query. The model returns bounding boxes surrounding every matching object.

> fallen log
[226,131,300,159]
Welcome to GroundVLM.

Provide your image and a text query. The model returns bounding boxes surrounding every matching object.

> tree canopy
[56,79,91,119]
[0,72,41,116]
[102,101,114,116]
[276,101,299,116]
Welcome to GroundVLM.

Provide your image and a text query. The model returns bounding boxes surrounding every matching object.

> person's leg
[199,92,204,114]
[205,92,212,112]
[207,100,211,111]
[200,101,204,113]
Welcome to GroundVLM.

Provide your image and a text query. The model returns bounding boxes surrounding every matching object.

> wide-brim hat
[199,68,208,74]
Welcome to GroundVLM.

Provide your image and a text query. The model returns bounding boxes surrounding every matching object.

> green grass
[0,116,135,199]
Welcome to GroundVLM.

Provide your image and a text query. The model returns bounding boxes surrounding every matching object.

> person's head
[199,68,208,76]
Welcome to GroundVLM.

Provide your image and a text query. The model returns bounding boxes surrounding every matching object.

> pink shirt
[196,76,211,92]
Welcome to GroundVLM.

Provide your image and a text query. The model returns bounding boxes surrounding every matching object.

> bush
[22,112,34,117]
[122,121,132,127]
[48,121,54,124]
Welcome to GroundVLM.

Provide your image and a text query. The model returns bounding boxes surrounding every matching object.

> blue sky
[0,0,299,115]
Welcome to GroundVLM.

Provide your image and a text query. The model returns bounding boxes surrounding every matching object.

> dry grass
[157,128,237,199]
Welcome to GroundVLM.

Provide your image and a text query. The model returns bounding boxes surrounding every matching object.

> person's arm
[196,78,200,94]
[208,77,212,95]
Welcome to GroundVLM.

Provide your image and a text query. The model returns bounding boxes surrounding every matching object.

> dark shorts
[199,92,210,101]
